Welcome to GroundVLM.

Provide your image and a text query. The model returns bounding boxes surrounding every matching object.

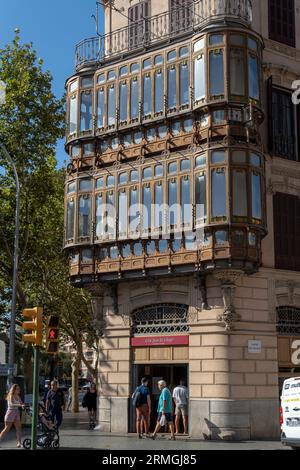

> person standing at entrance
[46,380,65,429]
[132,377,151,439]
[173,379,188,435]
[151,380,175,440]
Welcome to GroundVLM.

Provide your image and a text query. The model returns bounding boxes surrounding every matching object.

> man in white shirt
[172,379,188,435]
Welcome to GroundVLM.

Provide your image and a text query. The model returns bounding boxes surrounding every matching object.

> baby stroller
[23,404,60,449]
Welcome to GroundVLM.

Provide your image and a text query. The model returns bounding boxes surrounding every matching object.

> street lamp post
[0,142,20,391]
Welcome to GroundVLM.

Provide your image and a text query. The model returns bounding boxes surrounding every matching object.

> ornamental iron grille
[276,306,300,336]
[132,304,189,335]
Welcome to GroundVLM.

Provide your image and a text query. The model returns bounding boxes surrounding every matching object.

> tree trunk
[71,353,80,413]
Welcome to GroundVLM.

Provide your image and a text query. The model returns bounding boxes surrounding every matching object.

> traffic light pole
[31,346,41,450]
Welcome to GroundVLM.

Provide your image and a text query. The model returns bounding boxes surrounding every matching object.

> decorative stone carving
[214,270,244,330]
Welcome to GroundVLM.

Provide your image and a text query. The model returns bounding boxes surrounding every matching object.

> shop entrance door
[129,363,188,433]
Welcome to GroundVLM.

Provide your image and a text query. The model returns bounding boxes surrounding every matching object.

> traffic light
[46,316,60,354]
[22,307,43,347]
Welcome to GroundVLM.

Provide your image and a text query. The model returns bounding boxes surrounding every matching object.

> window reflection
[233,169,247,217]
[66,199,75,240]
[251,173,262,219]
[80,91,93,132]
[211,169,226,218]
[168,180,178,226]
[181,177,191,225]
[129,187,139,233]
[96,194,104,238]
[230,49,245,96]
[180,62,189,106]
[69,95,78,134]
[131,79,139,120]
[143,185,151,230]
[154,183,163,228]
[158,240,168,253]
[79,179,92,191]
[155,70,164,114]
[120,82,128,122]
[122,244,131,258]
[168,67,177,109]
[210,51,224,96]
[108,86,116,126]
[143,75,152,117]
[248,54,259,100]
[79,196,91,237]
[215,230,228,245]
[194,55,205,101]
[118,191,127,237]
[195,173,206,221]
[146,241,155,255]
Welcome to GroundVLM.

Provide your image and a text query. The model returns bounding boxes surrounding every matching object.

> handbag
[159,414,167,427]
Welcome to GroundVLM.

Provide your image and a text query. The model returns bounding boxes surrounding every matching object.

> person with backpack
[132,377,151,439]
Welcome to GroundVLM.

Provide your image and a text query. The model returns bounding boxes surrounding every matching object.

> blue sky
[0,0,105,168]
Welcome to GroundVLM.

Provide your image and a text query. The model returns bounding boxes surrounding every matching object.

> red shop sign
[131,335,189,347]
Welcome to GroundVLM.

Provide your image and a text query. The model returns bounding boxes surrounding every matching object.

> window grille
[132,303,189,335]
[276,306,300,336]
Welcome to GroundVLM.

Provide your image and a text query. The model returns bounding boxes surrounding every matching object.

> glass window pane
[168,67,177,109]
[108,86,116,126]
[80,92,93,131]
[107,175,115,187]
[67,182,76,194]
[232,150,247,164]
[119,82,128,122]
[195,154,206,167]
[143,58,151,69]
[118,191,127,236]
[110,246,119,259]
[69,80,78,92]
[143,185,151,230]
[180,62,189,106]
[146,241,155,255]
[168,179,178,226]
[99,248,108,261]
[108,70,116,81]
[100,140,109,152]
[195,174,206,220]
[158,125,167,138]
[194,55,206,101]
[172,239,181,252]
[79,179,92,191]
[97,74,105,84]
[83,143,94,155]
[251,173,262,219]
[122,244,131,258]
[248,54,259,100]
[71,145,80,157]
[184,119,193,132]
[155,165,163,177]
[143,167,152,180]
[106,191,115,237]
[200,114,209,127]
[233,169,247,217]
[66,199,75,240]
[78,196,91,237]
[180,159,190,171]
[119,172,127,185]
[82,249,92,262]
[230,35,244,46]
[211,150,226,164]
[194,38,205,51]
[250,152,261,167]
[96,177,104,189]
[143,75,152,117]
[69,95,78,134]
[249,232,256,246]
[213,110,225,123]
[123,133,132,148]
[96,194,104,238]
[181,177,191,225]
[211,169,226,218]
[230,49,245,96]
[130,63,139,73]
[111,137,119,149]
[120,66,128,76]
[248,37,258,51]
[129,187,139,232]
[154,55,163,66]
[171,121,181,135]
[167,50,176,62]
[158,240,168,253]
[131,79,139,120]
[146,128,156,142]
[134,131,142,144]
[233,230,245,246]
[209,34,224,45]
[215,230,228,245]
[154,183,163,228]
[179,46,189,57]
[133,242,143,256]
[210,51,224,96]
[130,170,139,182]
[155,70,164,114]
[168,162,177,174]
[82,77,93,88]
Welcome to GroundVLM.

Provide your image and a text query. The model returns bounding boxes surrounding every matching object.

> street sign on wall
[131,335,189,347]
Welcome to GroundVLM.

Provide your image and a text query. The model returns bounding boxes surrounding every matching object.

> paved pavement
[0,410,290,451]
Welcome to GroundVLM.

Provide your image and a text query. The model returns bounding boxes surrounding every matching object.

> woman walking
[0,384,24,448]
[83,383,97,429]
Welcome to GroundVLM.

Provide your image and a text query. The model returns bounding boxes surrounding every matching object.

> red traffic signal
[46,316,60,355]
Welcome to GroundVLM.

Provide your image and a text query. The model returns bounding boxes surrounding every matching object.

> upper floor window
[169,0,193,35]
[129,0,151,49]
[269,0,295,47]
[273,192,300,271]
[268,79,299,161]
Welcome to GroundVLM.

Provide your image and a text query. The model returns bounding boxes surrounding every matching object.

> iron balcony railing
[75,0,252,69]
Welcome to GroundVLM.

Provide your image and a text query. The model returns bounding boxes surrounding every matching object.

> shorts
[136,404,149,421]
[157,412,173,424]
[175,404,188,417]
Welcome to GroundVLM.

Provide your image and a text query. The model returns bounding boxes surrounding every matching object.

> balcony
[75,0,252,70]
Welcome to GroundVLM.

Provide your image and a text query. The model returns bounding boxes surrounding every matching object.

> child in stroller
[23,403,60,449]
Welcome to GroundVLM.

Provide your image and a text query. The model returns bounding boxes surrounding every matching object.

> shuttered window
[269,0,295,47]
[128,1,151,49]
[267,78,299,161]
[169,0,193,35]
[273,193,300,271]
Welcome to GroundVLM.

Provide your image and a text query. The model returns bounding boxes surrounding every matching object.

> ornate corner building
[64,0,300,440]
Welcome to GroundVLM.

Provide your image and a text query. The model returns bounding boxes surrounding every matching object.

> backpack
[132,387,142,408]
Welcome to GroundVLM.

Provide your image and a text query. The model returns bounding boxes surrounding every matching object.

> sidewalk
[0,409,289,451]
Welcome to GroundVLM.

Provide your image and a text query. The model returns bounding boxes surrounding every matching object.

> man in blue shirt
[132,377,151,439]
[151,380,175,440]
